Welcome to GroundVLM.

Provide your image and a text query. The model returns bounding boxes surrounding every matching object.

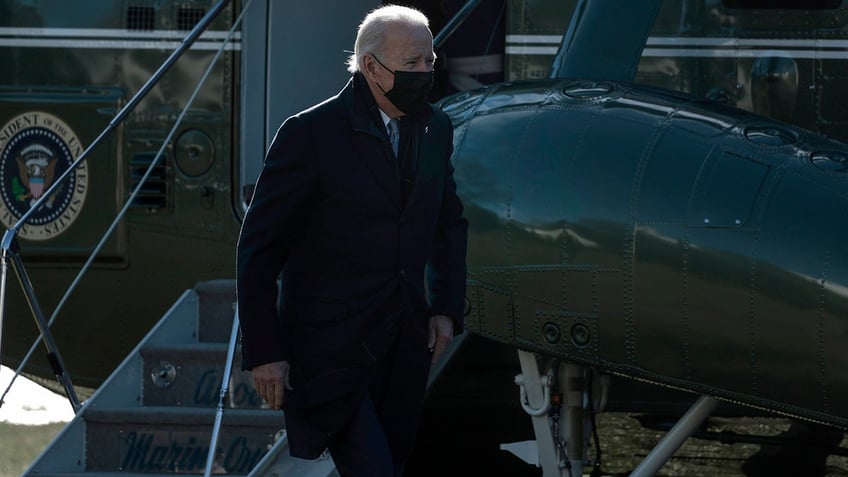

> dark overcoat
[236,73,468,460]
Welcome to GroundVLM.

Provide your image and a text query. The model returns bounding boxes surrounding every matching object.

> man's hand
[428,315,454,364]
[251,360,292,409]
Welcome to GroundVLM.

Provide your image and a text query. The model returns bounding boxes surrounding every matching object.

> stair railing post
[9,249,81,411]
[204,310,241,477]
[0,231,80,412]
[0,233,11,407]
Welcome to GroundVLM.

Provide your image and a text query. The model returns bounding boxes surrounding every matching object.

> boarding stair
[24,279,339,476]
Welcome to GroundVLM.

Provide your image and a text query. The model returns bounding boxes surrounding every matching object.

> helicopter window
[177,7,207,31]
[722,0,841,8]
[126,5,155,31]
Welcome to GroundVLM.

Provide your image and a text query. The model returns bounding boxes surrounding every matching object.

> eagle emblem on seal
[15,143,58,207]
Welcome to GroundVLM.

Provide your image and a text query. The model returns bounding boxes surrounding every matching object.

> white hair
[346,5,430,74]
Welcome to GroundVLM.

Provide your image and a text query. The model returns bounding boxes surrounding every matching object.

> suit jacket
[236,73,468,459]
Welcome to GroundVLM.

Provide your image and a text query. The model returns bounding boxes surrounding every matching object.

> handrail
[0,0,234,412]
[434,0,482,50]
[199,6,254,471]
[247,430,291,476]
[204,311,241,477]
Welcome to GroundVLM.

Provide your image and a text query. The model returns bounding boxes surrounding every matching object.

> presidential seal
[0,112,88,241]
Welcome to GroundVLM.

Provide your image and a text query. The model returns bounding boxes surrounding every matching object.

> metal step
[82,407,284,474]
[25,280,339,476]
[141,343,261,409]
[195,279,237,343]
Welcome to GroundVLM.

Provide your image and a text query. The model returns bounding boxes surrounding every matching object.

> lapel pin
[424,126,429,134]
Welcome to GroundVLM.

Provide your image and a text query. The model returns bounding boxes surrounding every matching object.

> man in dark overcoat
[236,5,468,476]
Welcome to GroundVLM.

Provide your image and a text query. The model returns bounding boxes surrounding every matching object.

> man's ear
[362,54,378,79]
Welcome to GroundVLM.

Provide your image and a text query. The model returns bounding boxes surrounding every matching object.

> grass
[0,422,65,477]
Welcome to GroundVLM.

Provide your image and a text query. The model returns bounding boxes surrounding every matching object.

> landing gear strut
[504,349,721,476]
[503,349,608,477]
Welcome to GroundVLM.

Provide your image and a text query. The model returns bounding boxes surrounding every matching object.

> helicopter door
[237,0,380,214]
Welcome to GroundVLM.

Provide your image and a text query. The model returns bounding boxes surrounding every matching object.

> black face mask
[372,54,433,116]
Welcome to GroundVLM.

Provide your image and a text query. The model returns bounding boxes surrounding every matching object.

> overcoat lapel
[347,75,402,208]
[351,115,402,207]
[404,113,438,207]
